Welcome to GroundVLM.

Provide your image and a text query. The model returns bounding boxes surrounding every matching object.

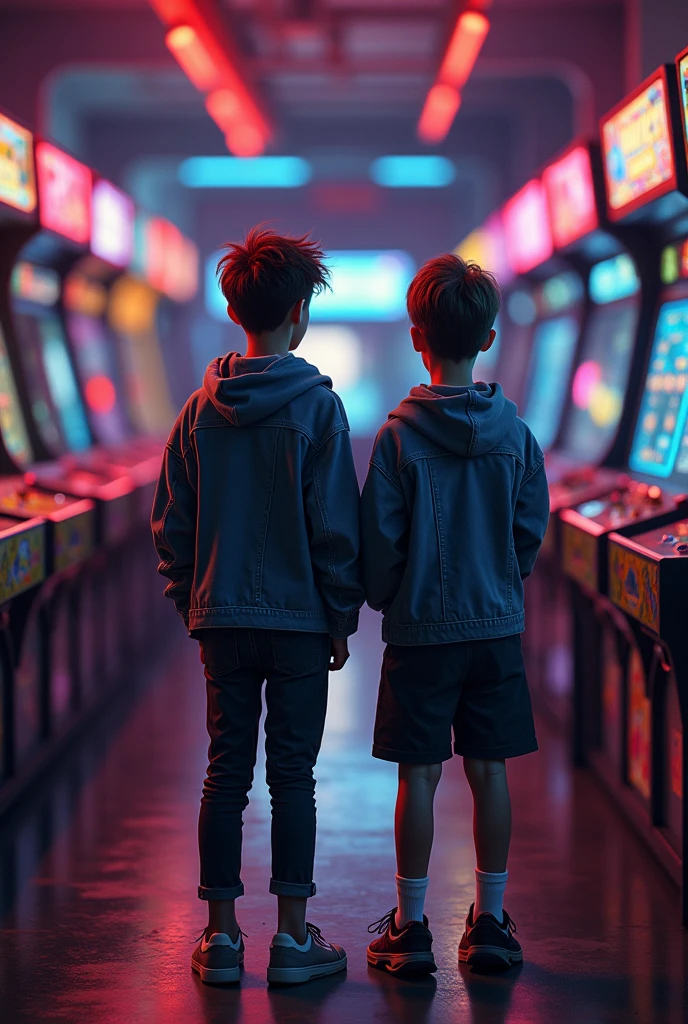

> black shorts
[372,634,538,764]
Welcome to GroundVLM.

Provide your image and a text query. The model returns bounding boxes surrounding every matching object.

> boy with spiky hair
[363,254,548,975]
[152,227,363,986]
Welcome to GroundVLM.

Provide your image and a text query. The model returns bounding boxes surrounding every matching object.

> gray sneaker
[191,930,244,984]
[267,923,347,985]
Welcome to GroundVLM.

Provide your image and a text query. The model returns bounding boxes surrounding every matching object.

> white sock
[474,869,508,921]
[395,874,429,930]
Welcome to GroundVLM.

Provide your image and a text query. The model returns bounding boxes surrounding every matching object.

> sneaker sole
[191,954,243,985]
[367,950,437,977]
[458,945,523,971]
[267,955,347,986]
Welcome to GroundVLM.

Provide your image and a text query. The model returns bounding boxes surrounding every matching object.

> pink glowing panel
[483,212,514,287]
[543,145,598,249]
[36,141,91,244]
[572,360,602,410]
[502,179,553,274]
[91,179,135,268]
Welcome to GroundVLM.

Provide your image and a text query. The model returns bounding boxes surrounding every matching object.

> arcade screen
[522,315,579,450]
[0,324,32,466]
[629,297,688,477]
[559,300,638,462]
[13,310,91,455]
[0,113,36,215]
[602,76,674,217]
[66,312,130,446]
[680,53,688,159]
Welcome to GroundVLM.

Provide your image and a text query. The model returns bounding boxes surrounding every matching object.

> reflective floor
[1,608,687,1024]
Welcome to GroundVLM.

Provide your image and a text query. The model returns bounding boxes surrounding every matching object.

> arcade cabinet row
[458,45,688,922]
[0,108,199,813]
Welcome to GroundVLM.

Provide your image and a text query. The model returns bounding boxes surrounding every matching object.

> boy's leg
[262,630,346,985]
[463,757,510,919]
[198,629,262,936]
[395,762,442,927]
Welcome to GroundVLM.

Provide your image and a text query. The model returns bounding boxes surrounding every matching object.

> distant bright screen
[589,253,640,304]
[206,249,415,324]
[296,326,384,435]
[602,77,675,218]
[36,141,91,244]
[310,251,415,322]
[543,145,598,249]
[0,113,36,215]
[560,301,638,462]
[502,180,553,274]
[522,315,579,450]
[179,156,312,189]
[629,298,688,477]
[91,179,135,268]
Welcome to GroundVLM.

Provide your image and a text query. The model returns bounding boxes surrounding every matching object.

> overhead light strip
[418,8,490,146]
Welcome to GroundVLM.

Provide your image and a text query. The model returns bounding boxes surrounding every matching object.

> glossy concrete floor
[1,609,687,1024]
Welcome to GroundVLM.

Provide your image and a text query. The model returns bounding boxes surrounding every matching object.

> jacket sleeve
[513,456,549,579]
[303,427,364,638]
[151,438,197,628]
[360,458,409,613]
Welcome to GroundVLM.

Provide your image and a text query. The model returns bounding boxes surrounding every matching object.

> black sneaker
[191,930,244,984]
[458,903,522,971]
[367,908,437,977]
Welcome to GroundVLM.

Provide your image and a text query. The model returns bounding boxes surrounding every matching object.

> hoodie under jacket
[361,382,549,645]
[151,353,364,638]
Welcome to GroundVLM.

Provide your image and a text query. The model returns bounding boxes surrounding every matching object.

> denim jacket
[152,353,364,638]
[361,382,549,645]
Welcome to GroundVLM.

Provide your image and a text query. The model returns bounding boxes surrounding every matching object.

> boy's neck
[244,328,293,359]
[428,357,476,388]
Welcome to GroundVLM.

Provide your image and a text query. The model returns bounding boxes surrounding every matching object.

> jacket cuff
[329,610,359,639]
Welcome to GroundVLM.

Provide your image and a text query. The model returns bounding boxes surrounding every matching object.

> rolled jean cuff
[198,882,244,901]
[269,878,317,898]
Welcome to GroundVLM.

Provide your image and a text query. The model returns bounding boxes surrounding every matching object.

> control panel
[573,480,679,532]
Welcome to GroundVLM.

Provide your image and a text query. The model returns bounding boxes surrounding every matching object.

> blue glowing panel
[179,156,312,189]
[310,251,414,323]
[522,316,579,450]
[629,299,688,478]
[370,156,456,188]
[589,253,640,305]
[205,250,227,322]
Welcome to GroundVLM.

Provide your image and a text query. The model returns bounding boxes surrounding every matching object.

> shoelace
[305,922,335,950]
[367,909,396,935]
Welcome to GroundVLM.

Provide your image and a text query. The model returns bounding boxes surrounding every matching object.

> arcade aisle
[1,607,686,1024]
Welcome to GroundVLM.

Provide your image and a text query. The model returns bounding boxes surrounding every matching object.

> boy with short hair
[152,227,363,986]
[363,254,549,975]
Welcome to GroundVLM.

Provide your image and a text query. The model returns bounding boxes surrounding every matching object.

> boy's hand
[329,637,349,671]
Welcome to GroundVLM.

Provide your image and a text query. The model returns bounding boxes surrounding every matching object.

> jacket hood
[390,382,517,456]
[203,352,331,426]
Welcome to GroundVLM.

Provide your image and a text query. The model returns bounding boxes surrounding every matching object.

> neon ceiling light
[150,0,272,157]
[370,156,456,188]
[418,9,490,145]
[179,156,312,188]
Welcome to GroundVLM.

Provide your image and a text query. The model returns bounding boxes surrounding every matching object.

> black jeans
[197,628,330,901]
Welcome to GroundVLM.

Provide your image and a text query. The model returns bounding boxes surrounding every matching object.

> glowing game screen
[91,179,134,268]
[679,54,688,162]
[560,301,638,462]
[602,76,675,218]
[522,315,579,450]
[0,113,36,215]
[502,179,553,274]
[66,312,129,446]
[36,141,91,244]
[0,323,32,466]
[13,311,91,455]
[543,145,598,249]
[629,298,688,477]
[310,251,415,322]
